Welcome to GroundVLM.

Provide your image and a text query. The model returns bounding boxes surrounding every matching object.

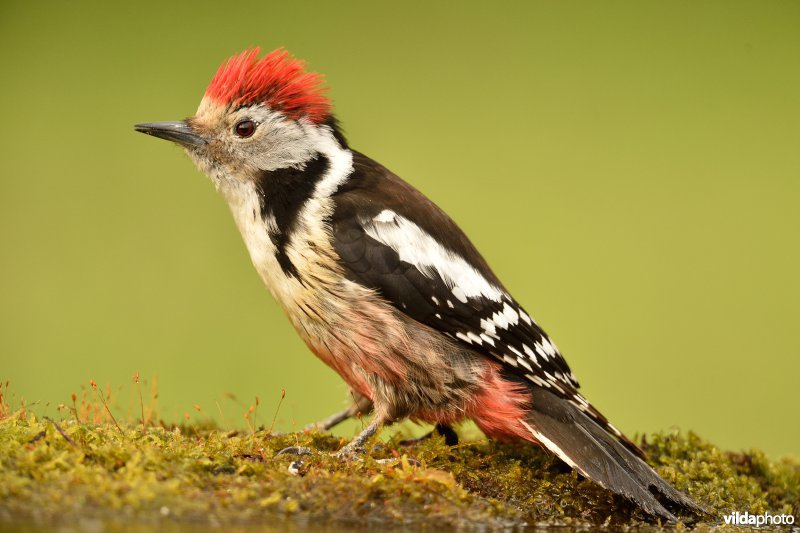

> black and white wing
[332,153,581,390]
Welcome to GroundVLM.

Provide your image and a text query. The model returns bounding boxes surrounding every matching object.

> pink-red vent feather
[205,47,331,124]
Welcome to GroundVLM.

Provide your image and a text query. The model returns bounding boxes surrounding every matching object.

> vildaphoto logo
[723,511,795,526]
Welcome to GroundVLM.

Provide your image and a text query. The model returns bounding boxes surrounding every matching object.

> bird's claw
[332,444,366,460]
[275,446,313,457]
[275,444,368,461]
[276,443,418,467]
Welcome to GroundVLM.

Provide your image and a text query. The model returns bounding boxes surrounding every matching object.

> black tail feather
[523,387,706,522]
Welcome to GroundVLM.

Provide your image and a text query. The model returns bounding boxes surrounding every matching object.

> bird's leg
[277,413,390,459]
[275,393,375,458]
[333,413,391,460]
[304,392,373,432]
[399,423,459,447]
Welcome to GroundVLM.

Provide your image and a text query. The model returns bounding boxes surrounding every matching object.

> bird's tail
[520,385,706,522]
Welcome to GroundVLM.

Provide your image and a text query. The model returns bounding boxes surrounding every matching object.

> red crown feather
[205,47,331,124]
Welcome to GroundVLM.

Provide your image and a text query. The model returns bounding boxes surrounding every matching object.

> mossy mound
[0,411,797,530]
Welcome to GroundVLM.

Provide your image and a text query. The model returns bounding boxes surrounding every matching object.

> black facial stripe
[255,154,330,278]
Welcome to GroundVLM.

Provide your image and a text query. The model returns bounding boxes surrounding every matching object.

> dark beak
[134,121,206,147]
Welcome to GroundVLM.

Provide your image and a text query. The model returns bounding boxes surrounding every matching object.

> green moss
[0,410,797,530]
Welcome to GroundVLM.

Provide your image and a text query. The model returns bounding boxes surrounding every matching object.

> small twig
[27,430,47,444]
[44,416,77,447]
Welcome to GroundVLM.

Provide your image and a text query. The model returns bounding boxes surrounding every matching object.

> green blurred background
[1,1,797,457]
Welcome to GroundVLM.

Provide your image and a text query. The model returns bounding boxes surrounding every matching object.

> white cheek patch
[308,122,354,199]
[363,212,506,303]
[290,124,354,249]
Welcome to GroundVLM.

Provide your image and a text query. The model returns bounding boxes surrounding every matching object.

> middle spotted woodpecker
[135,48,705,521]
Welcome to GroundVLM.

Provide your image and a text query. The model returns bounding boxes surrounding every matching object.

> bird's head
[135,48,345,189]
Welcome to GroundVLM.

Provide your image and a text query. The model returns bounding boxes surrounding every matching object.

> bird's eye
[234,120,256,138]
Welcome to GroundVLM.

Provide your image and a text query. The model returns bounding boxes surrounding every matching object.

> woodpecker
[135,48,703,521]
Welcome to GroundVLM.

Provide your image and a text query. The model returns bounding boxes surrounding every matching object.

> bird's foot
[375,455,421,466]
[276,443,369,462]
[275,441,419,467]
[279,417,396,464]
[333,444,419,466]
[332,443,366,461]
[275,445,314,457]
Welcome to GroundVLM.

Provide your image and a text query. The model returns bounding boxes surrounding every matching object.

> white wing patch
[373,209,396,223]
[364,210,506,302]
[361,209,580,394]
